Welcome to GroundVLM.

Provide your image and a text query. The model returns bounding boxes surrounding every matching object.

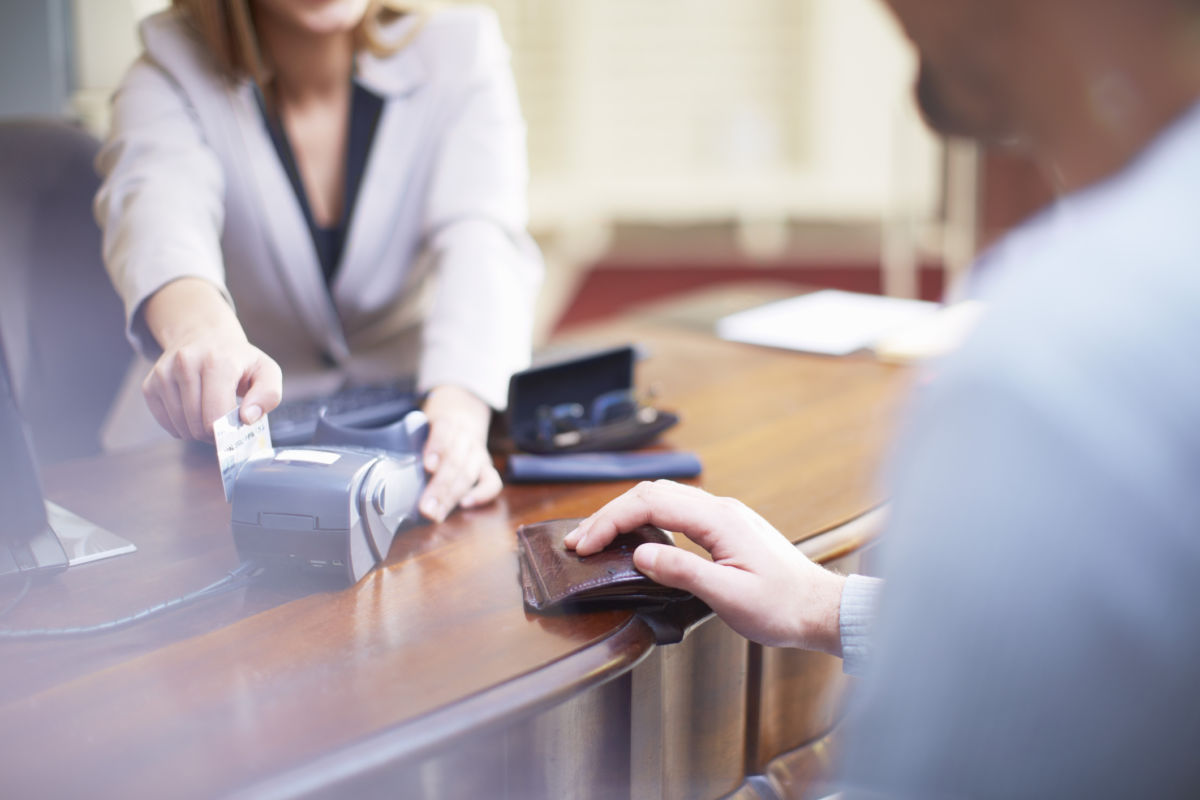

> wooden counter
[0,286,905,799]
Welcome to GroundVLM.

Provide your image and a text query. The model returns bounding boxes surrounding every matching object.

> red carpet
[553,262,946,332]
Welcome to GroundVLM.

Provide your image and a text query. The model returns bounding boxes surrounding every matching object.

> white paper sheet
[715,289,940,356]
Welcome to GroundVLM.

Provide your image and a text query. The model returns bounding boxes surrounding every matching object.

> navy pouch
[506,345,679,454]
[507,451,702,483]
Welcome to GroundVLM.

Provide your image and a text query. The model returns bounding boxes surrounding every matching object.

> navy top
[258,81,384,285]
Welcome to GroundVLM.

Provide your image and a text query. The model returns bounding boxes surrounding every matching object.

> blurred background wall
[0,0,1032,340]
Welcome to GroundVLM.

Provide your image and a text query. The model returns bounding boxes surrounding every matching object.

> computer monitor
[0,329,68,580]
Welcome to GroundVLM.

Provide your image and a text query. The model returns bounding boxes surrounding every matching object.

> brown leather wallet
[517,518,692,612]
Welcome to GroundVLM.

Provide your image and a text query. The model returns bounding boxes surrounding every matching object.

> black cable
[0,574,33,621]
[0,561,261,640]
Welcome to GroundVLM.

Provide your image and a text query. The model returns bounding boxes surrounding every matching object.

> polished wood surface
[0,285,905,798]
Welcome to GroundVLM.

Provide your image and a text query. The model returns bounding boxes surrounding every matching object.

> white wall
[485,0,941,229]
[71,0,167,132]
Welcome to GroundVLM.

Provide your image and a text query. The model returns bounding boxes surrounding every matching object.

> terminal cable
[0,561,261,640]
[0,574,32,622]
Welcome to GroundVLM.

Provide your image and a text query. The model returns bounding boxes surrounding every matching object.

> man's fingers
[633,543,750,606]
[568,480,721,556]
[565,480,674,552]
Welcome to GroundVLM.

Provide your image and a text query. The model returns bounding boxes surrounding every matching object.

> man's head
[880,0,1028,142]
[880,0,1200,185]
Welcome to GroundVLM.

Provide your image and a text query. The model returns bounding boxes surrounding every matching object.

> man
[567,0,1200,795]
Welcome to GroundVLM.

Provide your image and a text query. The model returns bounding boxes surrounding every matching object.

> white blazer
[96,6,542,449]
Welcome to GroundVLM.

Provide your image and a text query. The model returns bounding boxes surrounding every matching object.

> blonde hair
[171,0,425,89]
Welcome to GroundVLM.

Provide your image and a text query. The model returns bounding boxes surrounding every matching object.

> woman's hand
[141,278,283,440]
[564,480,846,654]
[418,385,503,522]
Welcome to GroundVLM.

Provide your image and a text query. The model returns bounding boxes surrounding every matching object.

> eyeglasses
[534,389,658,448]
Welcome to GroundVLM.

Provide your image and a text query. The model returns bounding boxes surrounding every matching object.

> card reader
[231,447,426,584]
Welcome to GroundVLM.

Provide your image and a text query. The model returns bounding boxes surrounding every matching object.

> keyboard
[268,381,417,446]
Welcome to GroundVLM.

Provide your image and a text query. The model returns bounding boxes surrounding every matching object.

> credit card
[213,406,273,501]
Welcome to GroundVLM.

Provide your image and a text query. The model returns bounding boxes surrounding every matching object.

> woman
[95,0,543,521]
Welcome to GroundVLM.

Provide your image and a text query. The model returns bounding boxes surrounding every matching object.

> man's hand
[141,278,282,441]
[418,385,503,522]
[564,480,845,654]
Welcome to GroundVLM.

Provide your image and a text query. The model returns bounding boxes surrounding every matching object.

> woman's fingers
[142,373,182,439]
[143,342,283,442]
[199,356,240,438]
[418,385,498,521]
[419,425,478,521]
[236,353,282,425]
[461,462,503,508]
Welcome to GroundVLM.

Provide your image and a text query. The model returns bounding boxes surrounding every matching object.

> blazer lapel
[332,41,428,328]
[228,82,351,363]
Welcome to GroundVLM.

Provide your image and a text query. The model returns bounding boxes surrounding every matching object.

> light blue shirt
[839,99,1200,797]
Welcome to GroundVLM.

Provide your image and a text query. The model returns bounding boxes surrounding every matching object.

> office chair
[0,119,130,464]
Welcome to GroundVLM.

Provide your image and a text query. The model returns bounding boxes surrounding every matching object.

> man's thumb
[635,543,730,598]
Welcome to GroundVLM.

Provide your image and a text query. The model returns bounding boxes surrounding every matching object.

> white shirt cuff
[840,573,884,677]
